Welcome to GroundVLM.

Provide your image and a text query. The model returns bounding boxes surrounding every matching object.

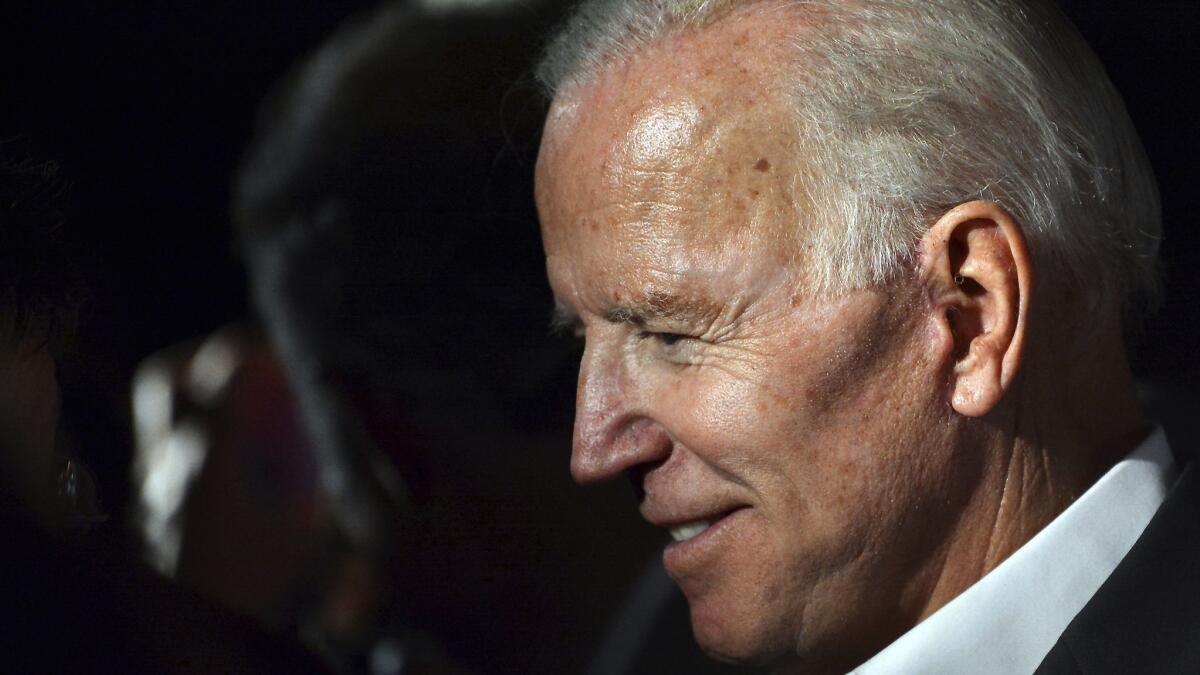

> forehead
[538,6,812,298]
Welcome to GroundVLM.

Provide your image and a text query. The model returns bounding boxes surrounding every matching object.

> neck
[921,322,1147,619]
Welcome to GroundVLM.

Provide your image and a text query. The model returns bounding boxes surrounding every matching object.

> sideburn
[800,281,926,417]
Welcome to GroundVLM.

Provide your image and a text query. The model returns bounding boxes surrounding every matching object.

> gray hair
[537,0,1161,318]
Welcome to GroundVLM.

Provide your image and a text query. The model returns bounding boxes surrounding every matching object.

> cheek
[783,353,956,556]
[740,340,942,528]
[661,364,778,462]
[661,361,829,523]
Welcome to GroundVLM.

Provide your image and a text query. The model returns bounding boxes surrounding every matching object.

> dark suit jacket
[1036,458,1200,673]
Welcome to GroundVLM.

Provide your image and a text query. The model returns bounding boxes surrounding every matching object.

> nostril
[625,453,667,503]
[627,464,649,502]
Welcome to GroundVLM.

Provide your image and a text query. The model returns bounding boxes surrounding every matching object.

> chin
[686,589,793,668]
[687,591,861,675]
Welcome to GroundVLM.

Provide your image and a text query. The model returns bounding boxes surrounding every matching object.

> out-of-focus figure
[134,327,324,623]
[0,149,329,674]
[132,2,659,673]
[0,150,84,525]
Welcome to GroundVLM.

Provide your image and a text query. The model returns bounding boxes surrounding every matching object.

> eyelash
[642,331,688,346]
[551,314,691,350]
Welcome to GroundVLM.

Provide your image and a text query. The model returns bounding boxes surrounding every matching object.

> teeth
[669,521,711,542]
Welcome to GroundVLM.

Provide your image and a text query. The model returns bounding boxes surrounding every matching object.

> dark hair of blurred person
[233,0,566,504]
[232,0,566,655]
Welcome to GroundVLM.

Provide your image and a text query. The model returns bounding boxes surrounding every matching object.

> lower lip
[662,507,751,575]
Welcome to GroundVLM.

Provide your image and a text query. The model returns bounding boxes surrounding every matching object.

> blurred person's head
[535,0,1159,671]
[234,1,563,517]
[228,0,574,666]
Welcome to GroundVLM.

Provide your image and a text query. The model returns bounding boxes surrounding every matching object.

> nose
[571,336,672,485]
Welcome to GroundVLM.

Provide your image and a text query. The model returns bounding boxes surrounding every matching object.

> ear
[919,200,1033,417]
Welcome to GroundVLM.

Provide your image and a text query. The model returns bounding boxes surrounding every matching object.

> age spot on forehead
[754,158,771,172]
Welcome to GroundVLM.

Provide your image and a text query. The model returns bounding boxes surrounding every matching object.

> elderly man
[535,0,1193,673]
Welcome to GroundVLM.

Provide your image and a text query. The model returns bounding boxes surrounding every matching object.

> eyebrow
[549,290,721,332]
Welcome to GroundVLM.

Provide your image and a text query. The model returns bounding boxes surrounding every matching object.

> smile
[660,506,749,546]
[661,507,752,578]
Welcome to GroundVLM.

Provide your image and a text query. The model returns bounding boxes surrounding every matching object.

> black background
[0,0,1197,531]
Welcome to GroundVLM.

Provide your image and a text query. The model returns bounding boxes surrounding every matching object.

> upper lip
[640,503,748,529]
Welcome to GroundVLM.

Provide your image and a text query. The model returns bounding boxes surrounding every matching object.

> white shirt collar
[850,427,1178,675]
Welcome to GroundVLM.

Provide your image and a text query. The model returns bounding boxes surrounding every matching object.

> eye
[655,332,686,346]
[641,331,689,347]
[640,331,701,366]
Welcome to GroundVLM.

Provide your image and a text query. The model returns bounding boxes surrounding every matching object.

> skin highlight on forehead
[537,2,823,276]
[625,101,703,167]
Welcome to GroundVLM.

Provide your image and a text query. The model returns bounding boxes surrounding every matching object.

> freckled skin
[537,4,1149,674]
[536,8,993,673]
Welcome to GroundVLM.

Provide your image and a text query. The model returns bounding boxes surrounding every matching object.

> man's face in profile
[535,10,984,671]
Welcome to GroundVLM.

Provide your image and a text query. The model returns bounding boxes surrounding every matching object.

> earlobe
[950,337,1007,417]
[920,201,1033,418]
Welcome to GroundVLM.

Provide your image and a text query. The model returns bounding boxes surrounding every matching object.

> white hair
[537,0,1161,318]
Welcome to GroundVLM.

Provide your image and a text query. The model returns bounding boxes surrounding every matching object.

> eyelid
[641,330,692,346]
[657,332,686,346]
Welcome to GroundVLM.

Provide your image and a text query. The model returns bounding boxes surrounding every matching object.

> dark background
[0,0,1197,553]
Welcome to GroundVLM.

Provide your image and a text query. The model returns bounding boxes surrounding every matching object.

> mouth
[659,506,748,544]
[660,506,751,575]
[669,520,712,543]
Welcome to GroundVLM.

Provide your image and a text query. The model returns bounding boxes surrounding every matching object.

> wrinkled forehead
[537,7,808,258]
